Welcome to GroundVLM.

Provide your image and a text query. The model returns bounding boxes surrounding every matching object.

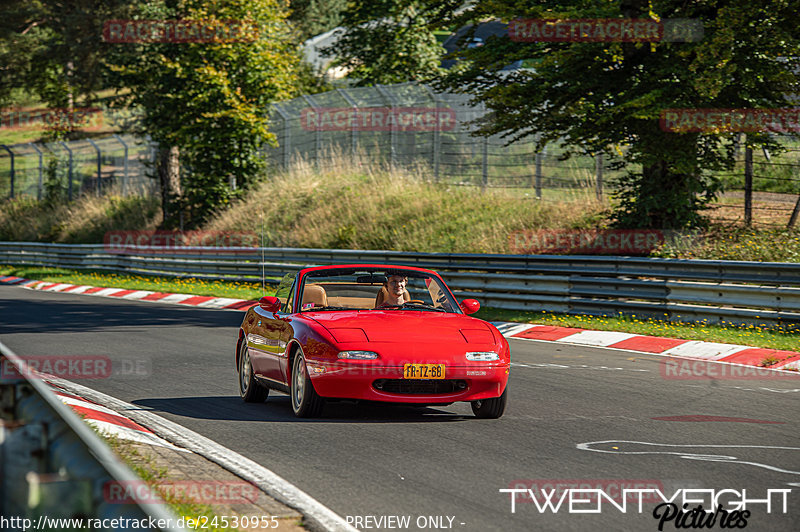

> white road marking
[555,330,637,347]
[48,377,358,532]
[577,440,800,477]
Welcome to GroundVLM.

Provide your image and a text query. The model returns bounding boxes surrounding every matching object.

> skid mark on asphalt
[577,440,800,478]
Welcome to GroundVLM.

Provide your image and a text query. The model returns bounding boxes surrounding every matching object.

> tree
[323,0,444,86]
[431,0,800,229]
[0,0,134,136]
[108,0,300,227]
[289,0,347,41]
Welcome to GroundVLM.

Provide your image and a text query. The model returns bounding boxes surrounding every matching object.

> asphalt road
[2,285,799,532]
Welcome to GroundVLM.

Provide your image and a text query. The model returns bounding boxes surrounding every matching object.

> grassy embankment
[1,157,799,353]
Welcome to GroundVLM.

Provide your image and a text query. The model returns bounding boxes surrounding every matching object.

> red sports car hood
[306,310,497,345]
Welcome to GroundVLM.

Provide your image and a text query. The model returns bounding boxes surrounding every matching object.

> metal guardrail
[1,241,799,327]
[0,340,186,531]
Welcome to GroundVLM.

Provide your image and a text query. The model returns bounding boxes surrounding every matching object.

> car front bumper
[305,361,510,403]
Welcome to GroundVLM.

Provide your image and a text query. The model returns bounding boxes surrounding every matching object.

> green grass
[0,265,269,301]
[477,308,800,352]
[4,264,798,352]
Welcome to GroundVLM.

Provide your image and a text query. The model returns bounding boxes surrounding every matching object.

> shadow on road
[132,395,471,423]
[0,286,243,333]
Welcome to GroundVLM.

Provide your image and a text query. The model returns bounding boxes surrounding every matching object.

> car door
[248,275,296,386]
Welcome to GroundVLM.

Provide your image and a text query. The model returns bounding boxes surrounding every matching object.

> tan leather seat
[374,286,411,307]
[302,284,327,309]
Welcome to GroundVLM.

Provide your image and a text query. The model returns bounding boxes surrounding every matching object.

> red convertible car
[235,265,510,418]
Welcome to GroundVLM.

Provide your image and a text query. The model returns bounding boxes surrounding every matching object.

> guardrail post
[113,134,128,195]
[29,143,44,200]
[59,141,74,201]
[744,146,753,226]
[0,145,14,199]
[87,138,102,196]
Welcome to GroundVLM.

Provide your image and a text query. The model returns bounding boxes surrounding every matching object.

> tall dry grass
[206,154,605,253]
[0,189,160,243]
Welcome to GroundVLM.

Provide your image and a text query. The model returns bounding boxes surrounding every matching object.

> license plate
[403,364,445,379]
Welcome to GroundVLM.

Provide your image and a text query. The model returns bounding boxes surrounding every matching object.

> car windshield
[298,268,460,313]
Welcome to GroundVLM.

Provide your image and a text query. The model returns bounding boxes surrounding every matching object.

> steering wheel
[405,300,425,304]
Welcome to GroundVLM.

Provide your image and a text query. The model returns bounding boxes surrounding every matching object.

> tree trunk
[158,145,181,228]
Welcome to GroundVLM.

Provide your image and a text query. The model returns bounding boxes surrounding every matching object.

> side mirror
[460,299,480,315]
[258,296,281,313]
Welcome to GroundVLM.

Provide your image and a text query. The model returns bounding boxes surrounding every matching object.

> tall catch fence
[1,83,799,227]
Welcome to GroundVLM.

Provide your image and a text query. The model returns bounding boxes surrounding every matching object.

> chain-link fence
[1,82,799,229]
[0,134,155,201]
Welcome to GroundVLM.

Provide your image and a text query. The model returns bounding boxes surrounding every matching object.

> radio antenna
[260,210,265,296]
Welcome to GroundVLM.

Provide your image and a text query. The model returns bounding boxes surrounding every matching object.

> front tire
[291,350,324,418]
[471,388,507,419]
[239,340,268,403]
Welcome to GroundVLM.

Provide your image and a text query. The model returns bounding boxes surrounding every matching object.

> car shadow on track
[132,395,471,423]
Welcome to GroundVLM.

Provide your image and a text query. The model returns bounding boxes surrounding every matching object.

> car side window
[282,281,296,313]
[274,273,296,313]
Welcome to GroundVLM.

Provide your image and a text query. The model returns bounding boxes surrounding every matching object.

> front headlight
[466,351,499,361]
[338,351,379,360]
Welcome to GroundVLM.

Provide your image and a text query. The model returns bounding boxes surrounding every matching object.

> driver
[375,273,410,308]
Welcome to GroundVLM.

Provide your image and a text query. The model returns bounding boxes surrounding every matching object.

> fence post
[87,138,102,196]
[272,104,291,170]
[0,145,14,199]
[423,85,441,181]
[337,89,359,165]
[59,141,74,201]
[789,195,800,229]
[482,135,489,190]
[29,143,43,200]
[744,146,753,226]
[376,85,398,168]
[534,144,545,199]
[113,135,128,195]
[595,152,604,201]
[301,95,321,167]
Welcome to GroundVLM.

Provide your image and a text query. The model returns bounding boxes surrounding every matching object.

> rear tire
[291,349,325,418]
[471,388,507,419]
[239,340,268,403]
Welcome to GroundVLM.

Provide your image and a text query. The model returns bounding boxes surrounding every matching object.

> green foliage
[107,0,300,226]
[289,0,347,41]
[430,0,800,229]
[0,1,132,117]
[324,0,445,86]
